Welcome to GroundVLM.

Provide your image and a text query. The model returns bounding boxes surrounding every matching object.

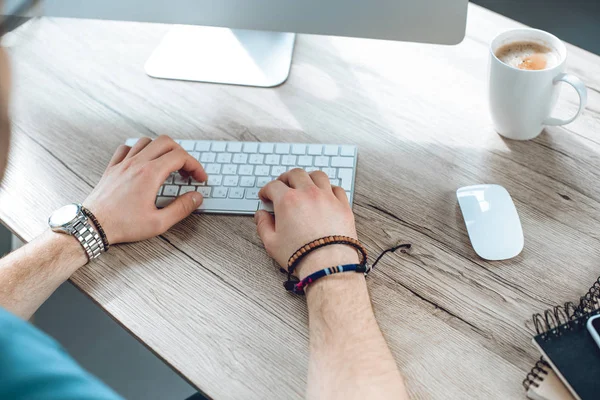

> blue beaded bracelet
[285,263,370,295]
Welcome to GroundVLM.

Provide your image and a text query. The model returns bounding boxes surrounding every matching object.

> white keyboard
[125,139,358,215]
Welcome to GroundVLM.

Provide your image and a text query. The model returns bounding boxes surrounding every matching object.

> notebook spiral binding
[532,277,600,339]
[522,357,551,390]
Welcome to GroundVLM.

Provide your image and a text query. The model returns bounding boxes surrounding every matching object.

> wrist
[295,244,360,280]
[45,230,89,273]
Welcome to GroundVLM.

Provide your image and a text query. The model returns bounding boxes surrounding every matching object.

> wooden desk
[1,4,599,399]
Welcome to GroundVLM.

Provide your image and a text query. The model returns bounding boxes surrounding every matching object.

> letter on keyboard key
[212,187,228,198]
[259,143,274,154]
[223,176,239,186]
[197,187,211,197]
[222,164,237,175]
[338,168,353,191]
[156,197,175,208]
[331,157,354,168]
[208,175,223,186]
[323,145,339,156]
[197,199,259,212]
[180,140,196,151]
[340,145,355,156]
[314,156,329,167]
[298,155,313,166]
[308,144,322,155]
[211,142,227,152]
[246,188,259,199]
[229,188,245,199]
[179,186,197,195]
[275,143,290,154]
[163,185,179,196]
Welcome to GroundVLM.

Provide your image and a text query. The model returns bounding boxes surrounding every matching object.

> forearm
[0,230,87,319]
[302,246,408,400]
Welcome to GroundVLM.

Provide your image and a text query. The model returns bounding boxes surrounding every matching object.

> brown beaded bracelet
[286,235,368,279]
[81,206,109,252]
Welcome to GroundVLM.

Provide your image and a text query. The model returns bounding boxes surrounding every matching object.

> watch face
[49,204,80,228]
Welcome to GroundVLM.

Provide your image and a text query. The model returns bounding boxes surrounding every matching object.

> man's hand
[84,136,208,244]
[255,168,359,279]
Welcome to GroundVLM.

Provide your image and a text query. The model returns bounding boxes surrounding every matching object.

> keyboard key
[239,165,254,175]
[314,156,329,167]
[308,144,322,155]
[271,166,286,176]
[331,157,354,168]
[223,176,239,186]
[164,174,174,184]
[322,168,336,178]
[259,201,274,212]
[255,166,270,176]
[204,164,221,174]
[330,178,340,186]
[229,188,245,199]
[222,164,237,175]
[125,138,139,147]
[190,179,206,186]
[197,187,211,197]
[163,185,179,196]
[180,140,196,151]
[246,188,260,199]
[211,142,227,152]
[338,168,353,191]
[281,155,297,166]
[340,145,355,156]
[213,187,228,198]
[323,145,339,156]
[189,151,200,160]
[179,186,197,195]
[305,167,319,173]
[208,175,223,186]
[292,144,306,155]
[232,153,248,164]
[298,156,313,166]
[249,154,264,164]
[195,141,211,152]
[198,199,259,212]
[156,197,175,208]
[257,177,271,187]
[275,143,290,154]
[174,175,189,185]
[201,152,216,163]
[259,143,274,154]
[243,142,258,153]
[240,176,256,187]
[216,153,232,163]
[265,154,280,165]
[227,142,243,152]
[157,186,162,196]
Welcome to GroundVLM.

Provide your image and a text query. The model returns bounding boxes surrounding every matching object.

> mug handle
[544,73,588,126]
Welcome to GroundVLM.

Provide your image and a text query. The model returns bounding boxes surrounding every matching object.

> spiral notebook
[523,358,575,400]
[524,278,600,400]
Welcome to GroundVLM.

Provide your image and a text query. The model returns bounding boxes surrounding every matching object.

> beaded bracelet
[287,263,369,295]
[81,206,110,252]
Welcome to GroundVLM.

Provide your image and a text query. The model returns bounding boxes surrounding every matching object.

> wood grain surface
[1,4,599,399]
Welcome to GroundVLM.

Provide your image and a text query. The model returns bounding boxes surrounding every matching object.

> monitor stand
[145,25,296,88]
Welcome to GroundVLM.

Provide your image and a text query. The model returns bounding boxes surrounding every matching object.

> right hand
[255,168,359,280]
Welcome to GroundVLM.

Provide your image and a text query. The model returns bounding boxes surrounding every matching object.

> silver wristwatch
[48,203,105,261]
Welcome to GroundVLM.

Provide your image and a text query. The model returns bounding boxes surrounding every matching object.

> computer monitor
[9,0,469,87]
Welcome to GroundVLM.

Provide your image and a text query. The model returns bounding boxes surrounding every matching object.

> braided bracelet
[81,206,110,252]
[288,263,369,295]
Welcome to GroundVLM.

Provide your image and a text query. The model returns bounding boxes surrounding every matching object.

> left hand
[83,135,208,244]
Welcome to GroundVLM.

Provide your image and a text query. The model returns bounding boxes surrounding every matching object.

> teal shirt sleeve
[0,307,124,400]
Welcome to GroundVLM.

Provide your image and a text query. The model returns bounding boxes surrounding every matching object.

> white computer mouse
[456,184,524,260]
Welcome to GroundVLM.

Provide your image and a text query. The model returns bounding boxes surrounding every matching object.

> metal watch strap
[72,214,104,260]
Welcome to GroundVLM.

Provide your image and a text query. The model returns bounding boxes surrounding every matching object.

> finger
[159,191,203,230]
[309,170,331,190]
[153,148,208,183]
[108,145,131,167]
[125,137,152,159]
[259,180,290,204]
[137,135,181,161]
[254,210,276,246]
[277,168,313,189]
[332,185,349,203]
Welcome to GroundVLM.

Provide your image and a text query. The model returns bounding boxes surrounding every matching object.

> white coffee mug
[488,28,588,140]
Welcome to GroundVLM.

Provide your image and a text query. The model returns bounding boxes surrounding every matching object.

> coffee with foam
[495,41,559,71]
